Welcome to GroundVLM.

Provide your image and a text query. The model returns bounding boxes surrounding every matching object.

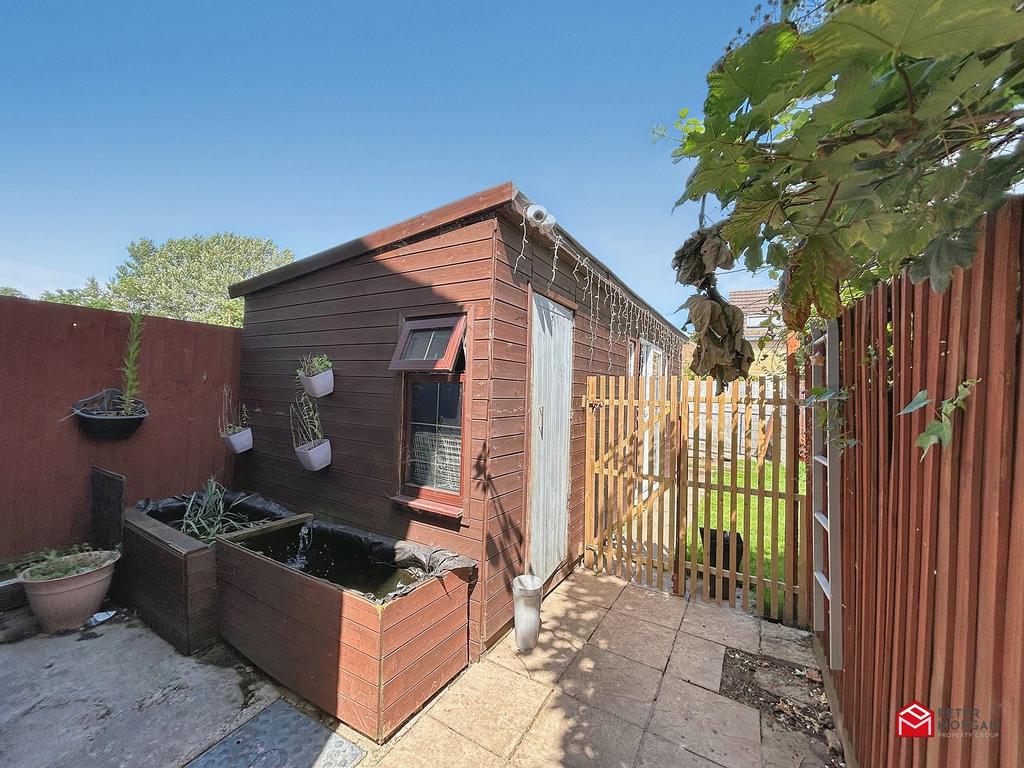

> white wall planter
[222,427,253,454]
[295,439,331,471]
[298,369,334,398]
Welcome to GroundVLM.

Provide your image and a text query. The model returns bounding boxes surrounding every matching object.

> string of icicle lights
[514,208,686,372]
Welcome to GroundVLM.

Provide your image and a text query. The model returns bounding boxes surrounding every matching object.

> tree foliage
[40,277,113,309]
[671,0,1024,341]
[40,234,293,326]
[0,286,27,298]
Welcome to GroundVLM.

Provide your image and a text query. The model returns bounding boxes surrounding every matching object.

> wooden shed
[229,182,687,656]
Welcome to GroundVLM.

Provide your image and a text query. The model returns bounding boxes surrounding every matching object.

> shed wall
[236,219,497,656]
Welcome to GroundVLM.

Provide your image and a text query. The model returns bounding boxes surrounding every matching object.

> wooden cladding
[0,299,241,559]
[583,374,808,625]
[818,199,1024,768]
[216,524,471,743]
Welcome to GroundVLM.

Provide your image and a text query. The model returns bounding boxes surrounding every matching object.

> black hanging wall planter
[73,388,149,440]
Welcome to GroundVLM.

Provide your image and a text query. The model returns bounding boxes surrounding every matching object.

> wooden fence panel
[0,298,241,559]
[583,371,809,625]
[818,199,1024,768]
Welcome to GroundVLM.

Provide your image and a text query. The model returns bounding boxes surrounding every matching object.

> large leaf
[707,23,808,116]
[908,231,978,292]
[811,64,881,125]
[721,185,787,246]
[786,233,846,326]
[805,0,1024,65]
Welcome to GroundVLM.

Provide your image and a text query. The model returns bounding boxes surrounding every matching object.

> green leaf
[805,0,1024,65]
[899,389,932,415]
[743,242,764,271]
[786,233,847,324]
[916,417,952,459]
[707,23,808,116]
[811,64,880,125]
[722,185,787,246]
[908,232,978,292]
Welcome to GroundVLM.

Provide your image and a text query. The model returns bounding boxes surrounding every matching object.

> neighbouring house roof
[728,288,775,339]
[229,182,686,341]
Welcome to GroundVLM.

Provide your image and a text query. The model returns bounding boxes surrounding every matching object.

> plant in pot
[291,388,331,471]
[73,312,149,439]
[18,548,120,632]
[296,352,334,398]
[219,385,252,453]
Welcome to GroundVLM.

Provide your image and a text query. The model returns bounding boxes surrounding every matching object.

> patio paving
[371,568,835,768]
[0,569,834,768]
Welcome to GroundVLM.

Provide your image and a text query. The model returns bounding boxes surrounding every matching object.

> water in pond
[242,524,423,601]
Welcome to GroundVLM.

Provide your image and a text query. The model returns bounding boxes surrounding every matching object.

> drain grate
[186,699,365,768]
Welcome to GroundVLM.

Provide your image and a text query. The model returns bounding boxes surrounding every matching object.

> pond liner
[135,491,295,529]
[238,519,476,604]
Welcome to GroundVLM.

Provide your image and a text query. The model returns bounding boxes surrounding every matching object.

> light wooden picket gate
[583,374,810,625]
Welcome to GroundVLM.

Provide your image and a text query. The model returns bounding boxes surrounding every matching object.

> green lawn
[681,458,807,610]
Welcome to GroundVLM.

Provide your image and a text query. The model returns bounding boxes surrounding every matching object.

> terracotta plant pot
[295,439,331,471]
[298,369,334,398]
[222,427,253,454]
[18,551,120,632]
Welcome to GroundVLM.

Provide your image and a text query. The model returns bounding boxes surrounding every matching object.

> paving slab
[666,631,725,692]
[610,584,687,630]
[648,675,761,768]
[557,644,662,727]
[185,699,364,768]
[427,660,550,758]
[761,714,831,768]
[636,733,723,768]
[760,621,816,668]
[552,571,626,609]
[588,610,676,670]
[486,618,586,686]
[512,691,643,768]
[679,598,760,654]
[376,716,503,768]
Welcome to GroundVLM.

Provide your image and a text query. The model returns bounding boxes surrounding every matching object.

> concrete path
[370,569,832,768]
[0,614,279,768]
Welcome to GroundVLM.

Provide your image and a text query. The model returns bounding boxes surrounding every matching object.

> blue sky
[0,0,768,320]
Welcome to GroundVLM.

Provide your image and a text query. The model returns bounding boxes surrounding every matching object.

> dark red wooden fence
[0,298,240,559]
[819,199,1023,768]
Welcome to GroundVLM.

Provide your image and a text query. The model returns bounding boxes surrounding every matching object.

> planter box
[121,502,308,655]
[295,439,331,471]
[73,388,148,439]
[217,520,472,742]
[298,368,334,397]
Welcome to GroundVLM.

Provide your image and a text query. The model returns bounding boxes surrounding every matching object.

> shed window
[407,376,462,494]
[391,314,468,517]
[390,316,466,371]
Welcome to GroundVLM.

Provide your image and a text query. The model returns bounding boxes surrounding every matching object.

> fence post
[584,376,596,571]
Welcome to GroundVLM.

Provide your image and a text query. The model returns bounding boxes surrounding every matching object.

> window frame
[389,315,467,372]
[397,370,467,514]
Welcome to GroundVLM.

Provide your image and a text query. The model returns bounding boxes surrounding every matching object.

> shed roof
[229,182,685,339]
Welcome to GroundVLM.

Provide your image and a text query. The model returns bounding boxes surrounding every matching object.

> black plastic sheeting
[135,491,295,528]
[244,519,477,604]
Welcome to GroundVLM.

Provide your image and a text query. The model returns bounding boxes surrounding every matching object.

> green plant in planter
[218,385,250,437]
[296,353,332,378]
[1,544,95,581]
[289,388,325,448]
[180,477,257,543]
[118,312,144,415]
